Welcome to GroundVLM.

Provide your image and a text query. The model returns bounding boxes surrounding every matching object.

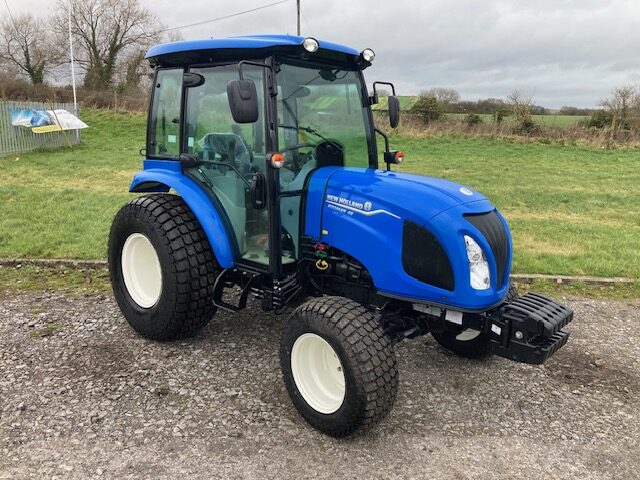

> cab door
[181,64,281,268]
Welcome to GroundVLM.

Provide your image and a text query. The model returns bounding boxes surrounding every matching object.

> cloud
[6,0,639,107]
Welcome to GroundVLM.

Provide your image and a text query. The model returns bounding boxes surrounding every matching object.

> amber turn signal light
[270,152,285,168]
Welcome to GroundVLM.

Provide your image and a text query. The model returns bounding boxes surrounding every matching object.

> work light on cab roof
[361,48,375,62]
[302,37,319,53]
[108,33,574,439]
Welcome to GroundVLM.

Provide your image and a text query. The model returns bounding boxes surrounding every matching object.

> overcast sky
[5,0,640,107]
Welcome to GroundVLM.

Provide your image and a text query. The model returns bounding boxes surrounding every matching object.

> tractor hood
[321,168,490,226]
[304,166,510,311]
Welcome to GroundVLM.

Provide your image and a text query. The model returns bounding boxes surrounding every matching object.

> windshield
[276,62,374,176]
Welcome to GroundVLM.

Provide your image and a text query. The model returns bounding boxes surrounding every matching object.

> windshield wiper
[279,125,342,151]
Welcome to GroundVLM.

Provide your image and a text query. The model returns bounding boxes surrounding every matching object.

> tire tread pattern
[109,194,218,340]
[282,296,398,436]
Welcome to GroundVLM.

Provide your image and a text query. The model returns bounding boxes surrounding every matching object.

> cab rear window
[148,69,182,157]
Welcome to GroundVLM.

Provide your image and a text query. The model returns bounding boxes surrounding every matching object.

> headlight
[464,235,490,290]
[302,37,319,53]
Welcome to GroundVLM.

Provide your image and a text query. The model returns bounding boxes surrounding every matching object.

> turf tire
[280,296,398,437]
[108,194,219,341]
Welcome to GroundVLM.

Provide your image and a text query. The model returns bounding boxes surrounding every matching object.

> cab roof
[145,34,365,68]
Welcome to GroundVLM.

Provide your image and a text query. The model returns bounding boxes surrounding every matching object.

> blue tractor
[108,35,573,437]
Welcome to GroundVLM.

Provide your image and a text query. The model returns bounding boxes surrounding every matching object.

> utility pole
[68,0,79,141]
[296,0,300,35]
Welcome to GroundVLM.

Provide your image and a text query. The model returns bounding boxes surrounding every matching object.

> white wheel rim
[121,233,162,309]
[291,333,346,414]
[456,329,481,341]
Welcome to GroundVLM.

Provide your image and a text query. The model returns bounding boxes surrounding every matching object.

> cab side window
[148,69,183,157]
[184,65,266,170]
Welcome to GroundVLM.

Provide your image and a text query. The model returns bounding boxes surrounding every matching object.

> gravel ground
[0,291,639,479]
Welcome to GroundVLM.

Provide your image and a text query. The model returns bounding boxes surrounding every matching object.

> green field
[0,108,638,280]
[371,97,588,127]
[446,113,587,127]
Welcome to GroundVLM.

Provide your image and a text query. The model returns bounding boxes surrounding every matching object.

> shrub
[493,109,508,125]
[559,106,595,116]
[513,118,541,136]
[0,74,148,111]
[588,110,614,129]
[465,113,483,126]
[410,94,443,123]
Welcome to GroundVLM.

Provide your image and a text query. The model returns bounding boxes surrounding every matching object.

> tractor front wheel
[280,296,398,437]
[108,194,219,341]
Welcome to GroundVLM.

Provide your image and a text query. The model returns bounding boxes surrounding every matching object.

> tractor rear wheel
[431,281,519,359]
[279,296,398,437]
[108,194,219,341]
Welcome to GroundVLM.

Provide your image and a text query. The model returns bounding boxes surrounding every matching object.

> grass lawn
[0,108,638,280]
[0,109,144,259]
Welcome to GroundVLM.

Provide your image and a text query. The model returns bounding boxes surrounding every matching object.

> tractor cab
[109,35,572,437]
[141,36,397,295]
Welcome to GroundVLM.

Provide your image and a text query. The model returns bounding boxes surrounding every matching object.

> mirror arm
[237,60,276,97]
[374,127,390,152]
[375,128,400,172]
[371,81,397,104]
[238,60,273,79]
[373,81,397,96]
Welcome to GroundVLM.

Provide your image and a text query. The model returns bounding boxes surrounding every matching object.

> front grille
[464,211,509,287]
[402,221,454,291]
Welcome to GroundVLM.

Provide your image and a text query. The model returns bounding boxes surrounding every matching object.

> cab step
[212,268,261,312]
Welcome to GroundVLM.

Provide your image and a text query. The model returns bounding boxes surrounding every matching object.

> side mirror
[372,81,400,128]
[388,95,401,128]
[250,172,266,209]
[227,79,259,124]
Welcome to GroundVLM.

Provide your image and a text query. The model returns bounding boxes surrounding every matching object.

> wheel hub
[455,328,482,341]
[290,333,345,414]
[121,233,162,308]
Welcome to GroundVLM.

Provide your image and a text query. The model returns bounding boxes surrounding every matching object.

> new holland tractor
[108,35,573,437]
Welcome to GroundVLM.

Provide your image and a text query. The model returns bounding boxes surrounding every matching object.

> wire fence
[0,101,81,157]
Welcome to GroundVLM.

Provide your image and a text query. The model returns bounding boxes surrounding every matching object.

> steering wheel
[279,143,316,170]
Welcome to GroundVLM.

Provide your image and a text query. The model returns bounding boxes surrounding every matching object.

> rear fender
[129,161,235,268]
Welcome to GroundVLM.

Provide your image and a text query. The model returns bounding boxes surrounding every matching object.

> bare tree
[424,87,460,110]
[626,86,640,132]
[56,0,160,89]
[508,90,538,134]
[0,14,59,84]
[119,49,147,89]
[164,30,185,43]
[508,90,534,117]
[600,85,638,130]
[117,30,183,91]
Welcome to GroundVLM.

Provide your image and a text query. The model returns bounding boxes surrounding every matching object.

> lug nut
[515,331,524,340]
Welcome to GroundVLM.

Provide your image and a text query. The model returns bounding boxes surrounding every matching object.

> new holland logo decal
[325,195,400,219]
